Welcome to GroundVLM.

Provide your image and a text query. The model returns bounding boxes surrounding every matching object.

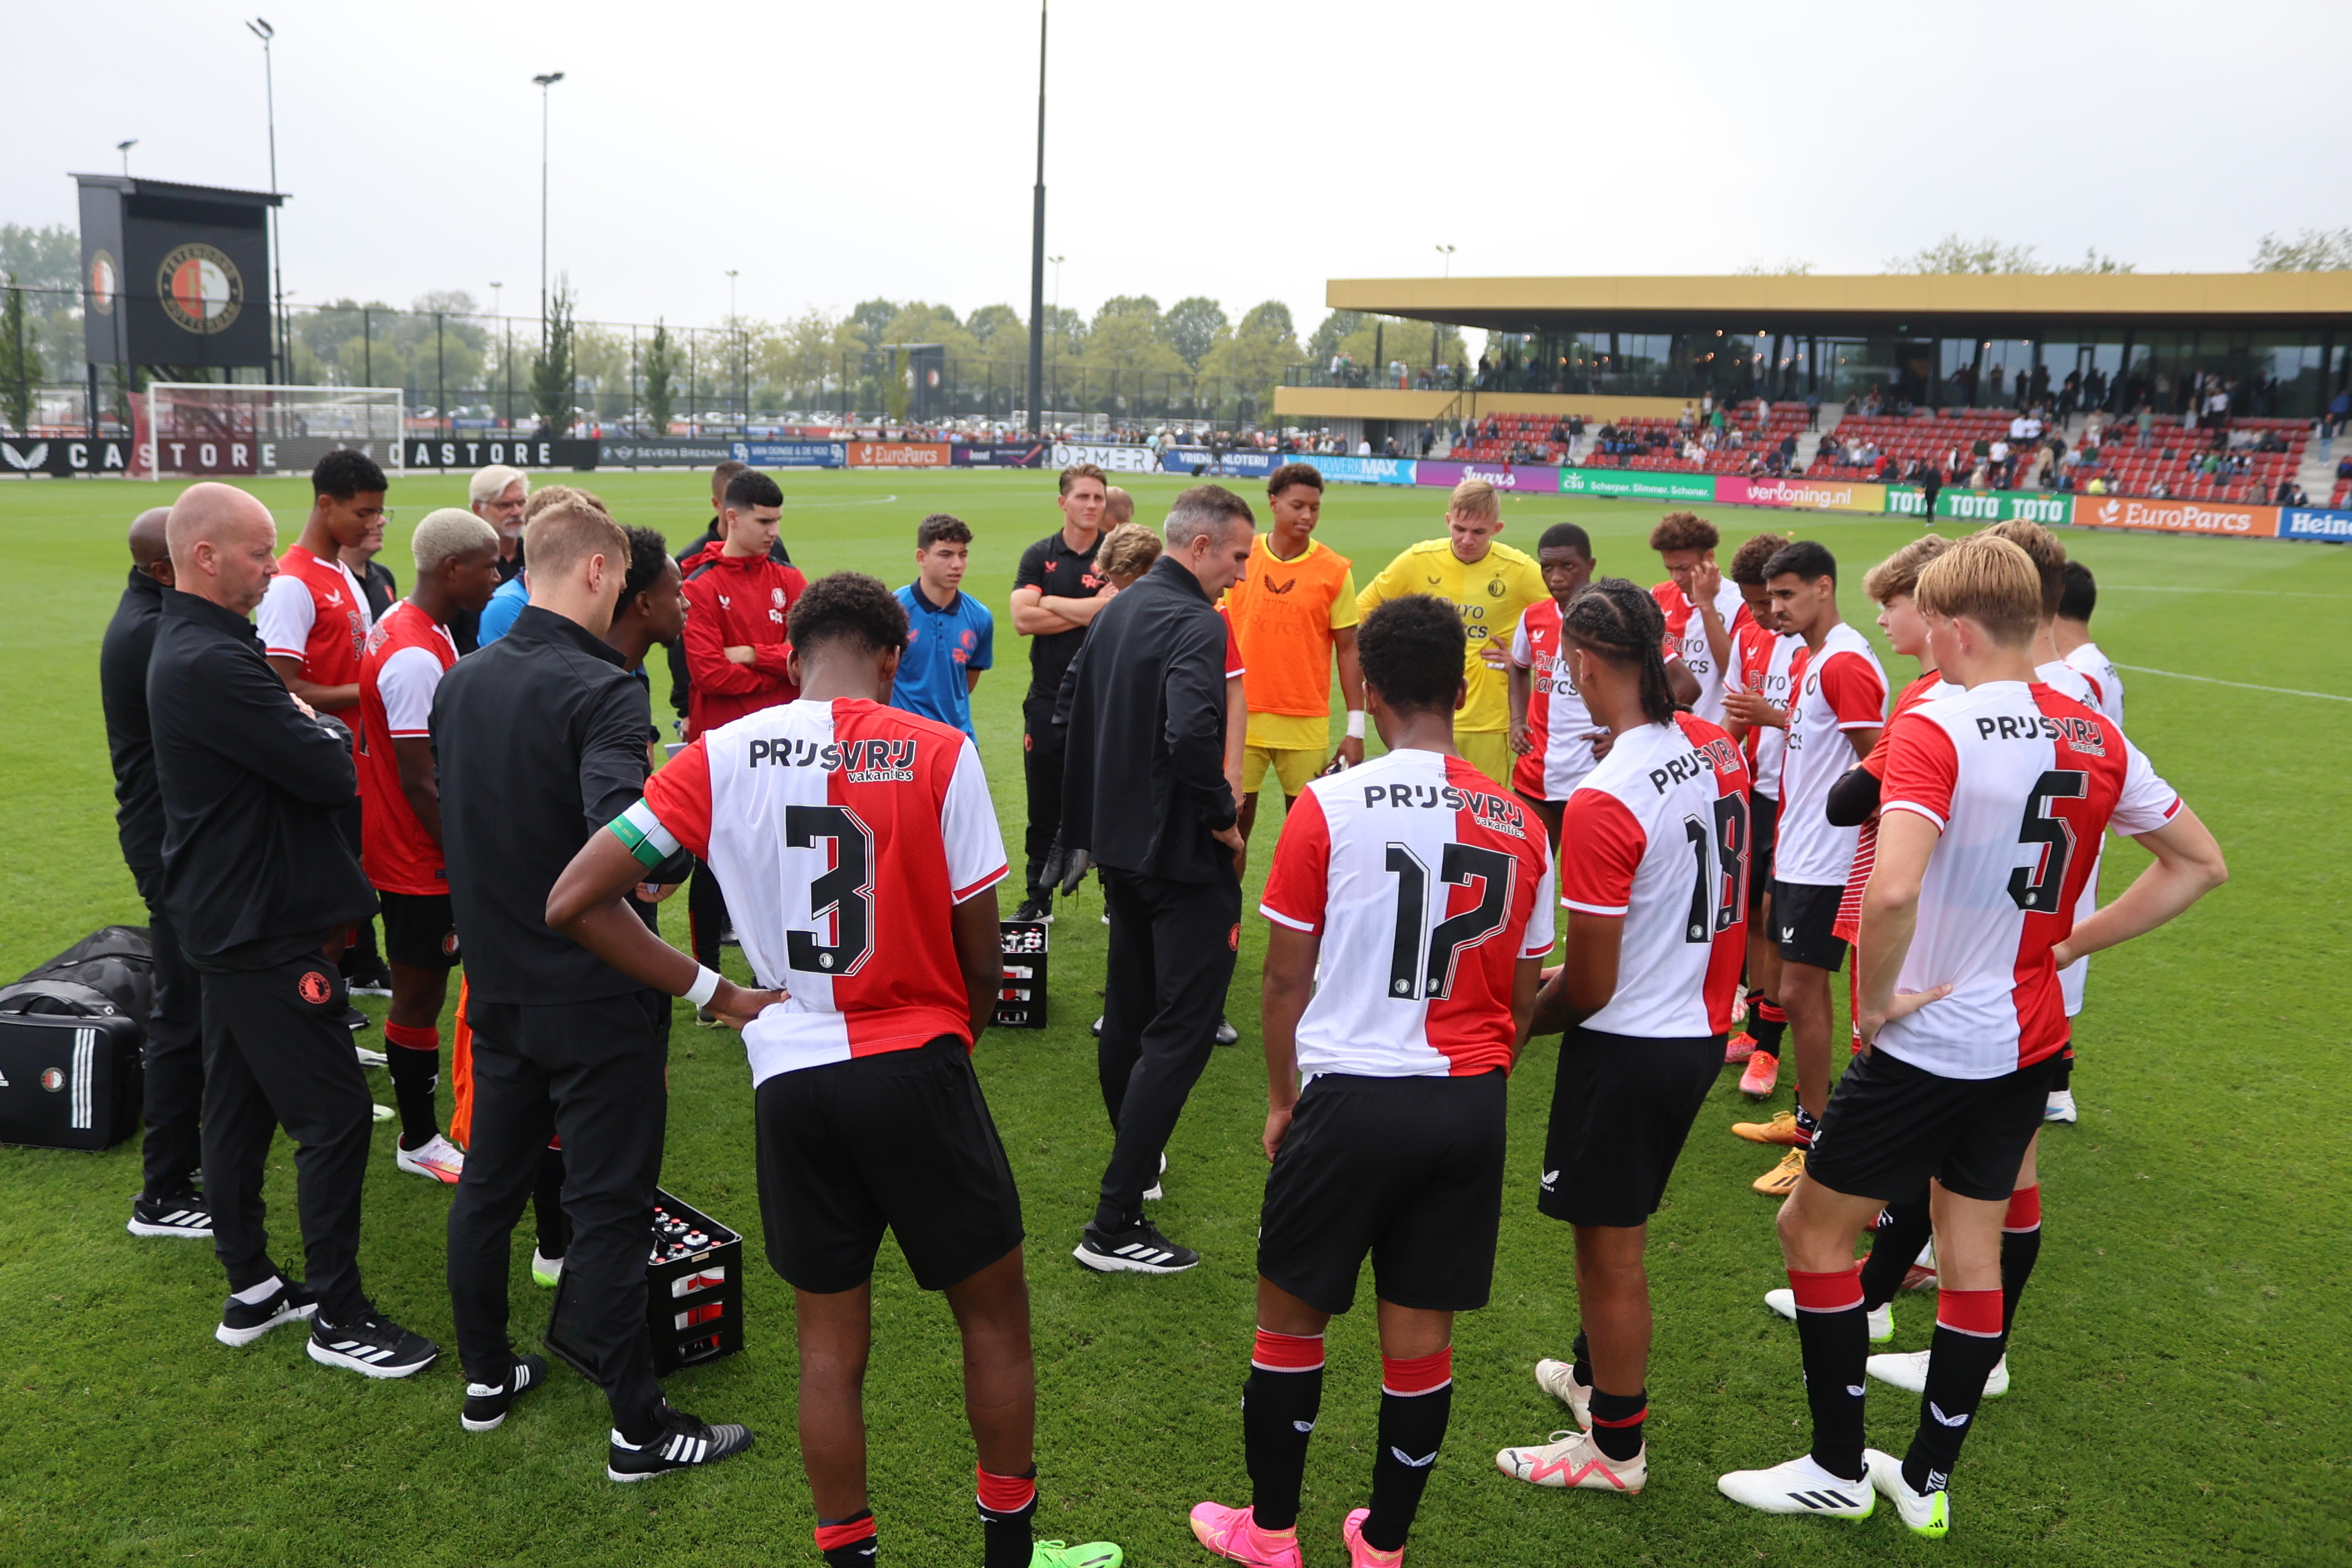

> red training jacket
[679,542,808,739]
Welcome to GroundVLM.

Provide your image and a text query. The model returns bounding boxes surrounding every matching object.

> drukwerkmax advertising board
[1306,455,1418,486]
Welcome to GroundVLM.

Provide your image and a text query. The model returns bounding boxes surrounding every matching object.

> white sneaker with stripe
[1072,1216,1199,1275]
[1716,1452,1876,1520]
[305,1305,439,1379]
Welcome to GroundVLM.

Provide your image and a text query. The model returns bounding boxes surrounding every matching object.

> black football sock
[381,1022,440,1149]
[2050,1051,2073,1091]
[1792,1102,1820,1147]
[1570,1329,1592,1389]
[1241,1331,1325,1532]
[1902,1290,2005,1494]
[1362,1349,1453,1553]
[2001,1186,2042,1334]
[1751,997,1788,1053]
[815,1510,877,1566]
[1587,1386,1647,1462]
[533,1144,568,1260]
[976,1466,1037,1568]
[1787,1267,1868,1482]
[1859,1199,1934,1311]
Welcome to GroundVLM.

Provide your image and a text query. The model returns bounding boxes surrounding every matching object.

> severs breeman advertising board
[1716,475,1886,513]
[2069,495,2279,539]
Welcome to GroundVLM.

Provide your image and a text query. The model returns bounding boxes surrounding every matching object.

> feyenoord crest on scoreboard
[74,174,281,370]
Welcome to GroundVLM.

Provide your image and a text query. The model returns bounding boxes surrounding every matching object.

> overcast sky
[8,0,2346,344]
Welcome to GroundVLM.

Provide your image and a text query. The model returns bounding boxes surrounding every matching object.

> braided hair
[1561,576,1677,726]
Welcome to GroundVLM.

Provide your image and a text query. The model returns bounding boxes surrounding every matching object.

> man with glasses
[450,466,529,653]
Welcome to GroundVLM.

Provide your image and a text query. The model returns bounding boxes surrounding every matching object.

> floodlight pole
[534,72,565,354]
[246,19,284,381]
[1025,0,1047,436]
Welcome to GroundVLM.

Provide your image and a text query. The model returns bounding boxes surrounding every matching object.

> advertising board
[846,441,952,467]
[2277,508,2352,543]
[1305,455,1418,486]
[2070,496,2279,539]
[1159,447,1285,478]
[1050,442,1159,474]
[599,438,734,467]
[953,442,1048,468]
[1558,467,1716,503]
[1883,487,2072,525]
[1716,475,1886,513]
[1413,460,1560,494]
[398,437,596,471]
[731,440,844,467]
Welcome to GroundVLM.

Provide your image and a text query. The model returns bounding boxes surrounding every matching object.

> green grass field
[1,467,2346,1567]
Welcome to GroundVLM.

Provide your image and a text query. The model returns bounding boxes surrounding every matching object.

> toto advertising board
[1716,475,1886,513]
[1559,467,1716,503]
[2070,495,2279,539]
[1413,460,1560,494]
[847,441,952,467]
[731,440,844,467]
[2279,507,2352,543]
[1052,442,1158,474]
[1884,487,2071,525]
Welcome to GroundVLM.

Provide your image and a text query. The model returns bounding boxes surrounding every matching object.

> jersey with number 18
[613,696,1008,1087]
[1260,749,1555,1079]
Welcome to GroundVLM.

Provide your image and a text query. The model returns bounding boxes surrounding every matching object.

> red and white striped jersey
[1559,714,1751,1037]
[623,697,1008,1086]
[1875,681,2180,1078]
[2034,659,2110,1018]
[356,601,459,895]
[1726,611,1801,800]
[1834,670,1952,944]
[257,543,373,693]
[1652,577,1747,724]
[1508,599,1599,802]
[1260,748,1555,1078]
[2065,642,2124,726]
[1773,623,1888,886]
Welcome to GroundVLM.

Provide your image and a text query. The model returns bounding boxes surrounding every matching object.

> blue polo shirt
[475,574,529,645]
[892,580,994,737]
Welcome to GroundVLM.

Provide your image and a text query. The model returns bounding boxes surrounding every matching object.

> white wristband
[1346,710,1366,739]
[684,966,723,1009]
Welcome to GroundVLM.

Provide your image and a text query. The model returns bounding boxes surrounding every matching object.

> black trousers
[199,949,374,1321]
[1096,865,1241,1219]
[686,858,728,972]
[1021,692,1065,900]
[134,866,204,1202]
[448,993,667,1433]
[331,792,381,979]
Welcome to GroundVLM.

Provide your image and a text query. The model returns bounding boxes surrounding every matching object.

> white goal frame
[139,383,407,479]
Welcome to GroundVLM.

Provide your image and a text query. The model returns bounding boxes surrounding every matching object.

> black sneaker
[215,1276,318,1346]
[1074,1216,1200,1275]
[307,1303,440,1379]
[340,1006,373,1033]
[1012,898,1055,924]
[343,958,394,998]
[461,1353,548,1432]
[129,1192,214,1239]
[606,1408,755,1482]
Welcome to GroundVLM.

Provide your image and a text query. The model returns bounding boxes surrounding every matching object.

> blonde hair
[1447,478,1500,523]
[1981,519,2067,621]
[410,508,498,573]
[467,464,529,508]
[1095,521,1163,585]
[523,495,629,583]
[1914,534,2042,648]
[1103,485,1135,525]
[1862,534,1952,605]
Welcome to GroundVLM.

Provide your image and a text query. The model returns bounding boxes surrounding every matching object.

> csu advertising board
[1557,466,1714,503]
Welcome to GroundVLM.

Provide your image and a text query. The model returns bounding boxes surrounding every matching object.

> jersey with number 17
[1260,749,1555,1079]
[616,696,1008,1087]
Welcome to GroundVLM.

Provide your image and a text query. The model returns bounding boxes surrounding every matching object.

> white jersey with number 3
[1261,749,1555,1079]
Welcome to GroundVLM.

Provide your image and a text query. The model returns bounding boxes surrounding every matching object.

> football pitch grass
[0,467,2345,1567]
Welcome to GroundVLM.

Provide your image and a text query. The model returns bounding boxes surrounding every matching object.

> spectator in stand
[2136,404,2155,449]
[1988,437,2013,488]
[1805,389,1821,430]
[2328,389,2350,442]
[1756,397,1772,431]
[1679,402,1697,435]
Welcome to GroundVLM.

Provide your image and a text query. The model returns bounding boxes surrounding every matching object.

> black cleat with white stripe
[130,1193,214,1239]
[607,1408,755,1482]
[461,1353,548,1432]
[215,1275,318,1347]
[306,1303,440,1379]
[1073,1216,1200,1275]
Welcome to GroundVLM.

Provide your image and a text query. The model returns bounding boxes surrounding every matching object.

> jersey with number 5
[1559,714,1751,1038]
[1260,749,1555,1079]
[619,696,1008,1087]
[1876,680,2179,1079]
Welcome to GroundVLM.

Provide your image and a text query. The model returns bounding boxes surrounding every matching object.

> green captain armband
[609,799,682,871]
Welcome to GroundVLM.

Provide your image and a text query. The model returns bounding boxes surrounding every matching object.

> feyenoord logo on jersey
[298,970,334,1006]
[87,250,118,315]
[156,242,244,335]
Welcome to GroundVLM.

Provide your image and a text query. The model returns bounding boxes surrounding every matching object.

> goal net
[135,383,406,479]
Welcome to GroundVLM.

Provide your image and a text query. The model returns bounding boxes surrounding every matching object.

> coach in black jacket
[436,495,749,1475]
[149,484,435,1375]
[1061,484,1255,1274]
[100,507,208,1238]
